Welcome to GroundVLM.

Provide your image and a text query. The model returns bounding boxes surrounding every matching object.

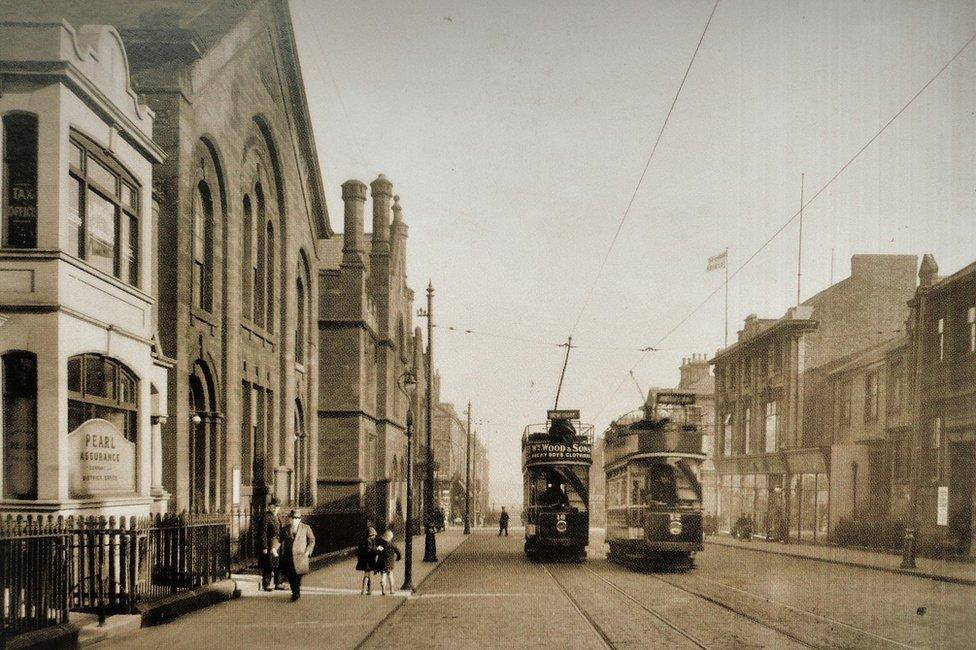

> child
[355,527,378,595]
[374,530,402,595]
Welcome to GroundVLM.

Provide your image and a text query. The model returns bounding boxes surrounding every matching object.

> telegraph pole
[464,402,472,535]
[423,282,438,562]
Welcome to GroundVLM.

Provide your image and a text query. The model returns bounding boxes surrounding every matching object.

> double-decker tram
[522,409,593,561]
[604,391,705,569]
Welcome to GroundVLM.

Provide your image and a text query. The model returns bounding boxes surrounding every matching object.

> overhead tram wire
[567,0,722,340]
[431,323,660,352]
[590,27,976,424]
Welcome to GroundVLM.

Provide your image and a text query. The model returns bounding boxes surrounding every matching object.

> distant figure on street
[355,526,378,595]
[498,507,510,536]
[374,530,402,595]
[279,510,315,601]
[435,507,446,532]
[255,498,284,591]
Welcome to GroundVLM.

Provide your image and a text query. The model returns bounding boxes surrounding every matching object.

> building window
[265,222,275,332]
[764,401,778,452]
[937,317,945,361]
[192,182,213,312]
[67,354,138,442]
[242,196,253,319]
[295,277,306,363]
[722,412,733,457]
[743,359,751,390]
[864,371,879,421]
[2,351,37,499]
[3,113,38,248]
[67,132,140,284]
[924,417,942,483]
[743,406,751,454]
[887,360,904,414]
[891,434,910,483]
[968,306,975,354]
[254,184,266,328]
[839,380,852,424]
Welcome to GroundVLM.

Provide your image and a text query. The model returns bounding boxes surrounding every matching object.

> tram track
[542,562,710,649]
[601,553,916,649]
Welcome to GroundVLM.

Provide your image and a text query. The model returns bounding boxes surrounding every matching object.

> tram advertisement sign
[68,419,136,497]
[525,437,592,464]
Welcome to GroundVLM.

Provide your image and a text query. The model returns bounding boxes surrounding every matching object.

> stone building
[317,175,421,528]
[711,254,918,542]
[0,20,171,517]
[432,394,467,522]
[821,336,911,530]
[14,1,332,515]
[908,255,976,554]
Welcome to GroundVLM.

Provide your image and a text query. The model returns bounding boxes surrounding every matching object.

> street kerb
[353,530,472,650]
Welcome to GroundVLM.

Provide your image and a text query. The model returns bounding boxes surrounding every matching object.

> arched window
[67,354,138,442]
[66,130,140,284]
[3,113,38,249]
[242,195,253,318]
[295,277,305,362]
[192,181,214,311]
[265,222,274,333]
[2,351,37,499]
[253,183,266,327]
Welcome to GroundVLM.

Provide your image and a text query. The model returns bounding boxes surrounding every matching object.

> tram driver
[539,476,570,509]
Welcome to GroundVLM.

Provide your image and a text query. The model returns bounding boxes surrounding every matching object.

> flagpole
[723,247,729,348]
[797,173,804,306]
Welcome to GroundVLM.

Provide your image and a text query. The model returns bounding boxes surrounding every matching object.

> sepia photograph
[0,0,973,648]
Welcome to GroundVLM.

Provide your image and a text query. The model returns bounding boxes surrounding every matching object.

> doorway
[948,442,974,553]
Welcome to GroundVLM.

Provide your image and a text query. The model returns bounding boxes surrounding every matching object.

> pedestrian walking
[498,506,509,536]
[374,529,401,596]
[255,498,284,591]
[279,509,315,601]
[356,526,378,595]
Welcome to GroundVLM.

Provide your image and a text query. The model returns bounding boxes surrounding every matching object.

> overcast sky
[290,0,976,506]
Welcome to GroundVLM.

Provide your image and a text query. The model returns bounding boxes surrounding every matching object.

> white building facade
[0,20,170,517]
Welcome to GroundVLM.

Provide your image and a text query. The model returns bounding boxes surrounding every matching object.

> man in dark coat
[279,510,315,601]
[255,498,284,591]
[498,506,510,536]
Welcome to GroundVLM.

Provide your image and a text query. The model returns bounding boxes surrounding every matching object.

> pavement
[92,527,469,649]
[706,533,976,585]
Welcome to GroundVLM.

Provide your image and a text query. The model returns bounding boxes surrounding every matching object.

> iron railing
[0,531,72,644]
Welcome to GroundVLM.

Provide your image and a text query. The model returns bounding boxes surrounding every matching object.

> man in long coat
[280,509,316,601]
[255,498,284,591]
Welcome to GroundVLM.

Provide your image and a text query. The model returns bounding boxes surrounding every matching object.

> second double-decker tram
[604,392,705,568]
[522,409,593,561]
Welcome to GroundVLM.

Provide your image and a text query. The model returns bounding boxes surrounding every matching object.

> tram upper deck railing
[522,421,594,444]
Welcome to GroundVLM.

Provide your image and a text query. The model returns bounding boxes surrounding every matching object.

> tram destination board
[524,436,592,465]
[547,409,580,420]
[655,391,696,405]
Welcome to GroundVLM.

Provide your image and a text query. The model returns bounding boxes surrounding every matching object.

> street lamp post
[464,402,471,535]
[422,282,438,561]
[397,370,417,590]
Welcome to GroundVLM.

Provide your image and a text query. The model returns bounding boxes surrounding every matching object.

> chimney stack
[341,179,367,264]
[370,174,392,252]
[919,253,938,288]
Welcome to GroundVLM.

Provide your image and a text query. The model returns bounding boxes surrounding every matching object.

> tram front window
[637,460,701,507]
[530,469,586,511]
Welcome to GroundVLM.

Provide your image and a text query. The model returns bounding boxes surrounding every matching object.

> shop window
[66,354,138,441]
[66,132,140,284]
[2,351,37,499]
[764,401,778,452]
[864,371,879,421]
[3,113,38,248]
[192,182,213,312]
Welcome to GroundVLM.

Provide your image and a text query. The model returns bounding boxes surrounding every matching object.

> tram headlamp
[668,520,683,536]
[555,520,568,533]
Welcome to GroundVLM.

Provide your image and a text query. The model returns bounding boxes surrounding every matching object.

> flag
[706,249,727,272]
